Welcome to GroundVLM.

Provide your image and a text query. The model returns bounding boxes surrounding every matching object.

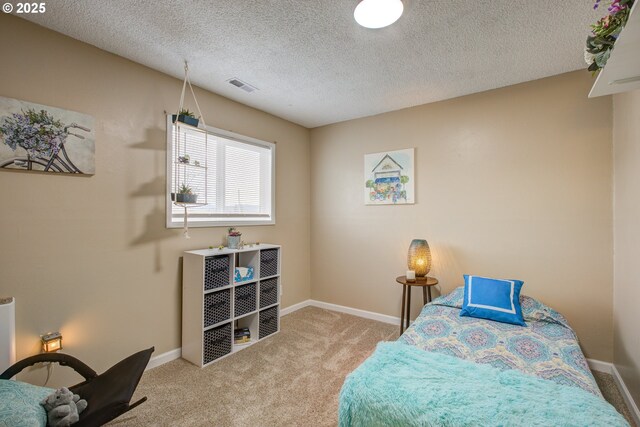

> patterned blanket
[400,287,601,396]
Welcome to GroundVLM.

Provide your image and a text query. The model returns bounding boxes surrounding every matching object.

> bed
[339,287,629,426]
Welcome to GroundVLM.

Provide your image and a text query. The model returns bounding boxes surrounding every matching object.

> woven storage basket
[204,289,231,328]
[203,323,231,364]
[260,249,278,278]
[259,306,278,339]
[234,283,257,317]
[204,256,230,290]
[259,278,278,308]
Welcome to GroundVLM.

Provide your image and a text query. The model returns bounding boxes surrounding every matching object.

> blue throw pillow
[460,275,526,326]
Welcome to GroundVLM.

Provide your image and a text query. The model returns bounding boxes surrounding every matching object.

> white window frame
[166,115,276,228]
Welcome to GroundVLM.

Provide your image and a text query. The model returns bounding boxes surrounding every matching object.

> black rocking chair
[0,347,154,426]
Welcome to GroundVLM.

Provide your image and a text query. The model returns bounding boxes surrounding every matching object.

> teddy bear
[40,387,88,427]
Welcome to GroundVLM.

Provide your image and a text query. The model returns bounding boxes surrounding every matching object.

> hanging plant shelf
[174,202,208,208]
[170,62,211,238]
[173,162,207,169]
[172,114,200,128]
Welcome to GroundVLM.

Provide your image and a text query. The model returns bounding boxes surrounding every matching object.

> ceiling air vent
[227,78,258,93]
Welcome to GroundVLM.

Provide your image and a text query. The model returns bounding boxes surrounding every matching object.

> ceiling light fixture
[354,0,404,29]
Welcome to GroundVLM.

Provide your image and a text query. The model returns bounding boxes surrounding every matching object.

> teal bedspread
[0,379,52,427]
[339,342,629,427]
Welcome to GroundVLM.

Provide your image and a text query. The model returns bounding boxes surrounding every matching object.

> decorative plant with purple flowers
[0,109,68,159]
[585,0,635,74]
[228,227,242,237]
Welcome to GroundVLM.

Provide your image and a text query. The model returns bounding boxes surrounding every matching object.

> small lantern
[41,332,62,353]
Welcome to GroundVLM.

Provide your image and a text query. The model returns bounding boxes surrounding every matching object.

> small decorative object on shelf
[227,228,242,249]
[585,0,635,74]
[178,154,190,164]
[406,270,416,282]
[235,266,254,283]
[234,327,251,344]
[175,183,198,204]
[172,108,200,128]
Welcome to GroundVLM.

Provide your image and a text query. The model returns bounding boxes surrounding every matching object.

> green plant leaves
[595,49,612,68]
[585,0,634,74]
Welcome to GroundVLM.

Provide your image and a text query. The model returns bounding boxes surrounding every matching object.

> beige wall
[310,71,614,361]
[0,15,310,386]
[613,89,640,407]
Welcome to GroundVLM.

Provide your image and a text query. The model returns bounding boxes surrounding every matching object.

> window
[166,116,275,227]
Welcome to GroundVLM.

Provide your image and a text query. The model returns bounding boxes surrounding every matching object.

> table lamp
[407,239,431,278]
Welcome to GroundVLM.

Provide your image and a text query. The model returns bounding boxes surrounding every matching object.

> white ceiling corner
[19,0,599,128]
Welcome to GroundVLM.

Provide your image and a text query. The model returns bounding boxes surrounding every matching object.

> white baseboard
[308,300,401,326]
[146,347,181,371]
[281,298,401,326]
[587,358,613,374]
[612,364,640,426]
[281,299,313,316]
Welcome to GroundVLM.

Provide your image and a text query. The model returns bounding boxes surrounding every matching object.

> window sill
[167,219,275,229]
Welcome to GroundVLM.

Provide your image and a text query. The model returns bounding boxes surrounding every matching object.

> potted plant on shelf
[585,0,635,74]
[227,227,242,249]
[174,183,198,204]
[172,108,200,127]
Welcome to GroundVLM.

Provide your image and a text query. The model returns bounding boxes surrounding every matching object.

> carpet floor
[109,306,635,426]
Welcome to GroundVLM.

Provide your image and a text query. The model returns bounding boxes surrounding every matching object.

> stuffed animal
[40,387,88,427]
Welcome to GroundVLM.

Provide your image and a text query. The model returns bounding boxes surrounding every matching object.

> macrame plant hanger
[175,61,207,239]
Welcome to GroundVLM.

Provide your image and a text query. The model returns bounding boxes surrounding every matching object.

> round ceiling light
[354,0,404,29]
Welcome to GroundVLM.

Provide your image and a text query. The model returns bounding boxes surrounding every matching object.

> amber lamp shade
[407,239,431,277]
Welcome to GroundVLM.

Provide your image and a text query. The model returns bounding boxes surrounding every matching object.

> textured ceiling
[20,1,598,128]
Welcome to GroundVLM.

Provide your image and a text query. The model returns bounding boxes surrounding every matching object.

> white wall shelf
[590,2,640,97]
[182,244,281,367]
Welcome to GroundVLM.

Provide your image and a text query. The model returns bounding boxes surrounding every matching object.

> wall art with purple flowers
[0,96,95,175]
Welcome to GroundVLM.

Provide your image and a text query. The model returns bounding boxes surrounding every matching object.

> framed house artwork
[0,96,95,175]
[364,148,414,205]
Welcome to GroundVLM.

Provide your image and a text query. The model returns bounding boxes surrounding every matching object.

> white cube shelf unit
[182,244,281,367]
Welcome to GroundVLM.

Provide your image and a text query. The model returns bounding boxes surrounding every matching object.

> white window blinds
[167,118,275,227]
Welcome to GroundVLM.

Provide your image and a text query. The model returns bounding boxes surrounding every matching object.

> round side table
[395,275,438,335]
